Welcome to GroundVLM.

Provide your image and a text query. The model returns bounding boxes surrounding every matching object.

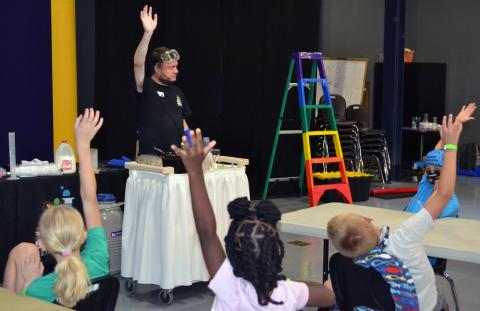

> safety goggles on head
[159,49,180,64]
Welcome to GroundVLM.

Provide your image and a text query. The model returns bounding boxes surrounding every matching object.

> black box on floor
[315,174,372,202]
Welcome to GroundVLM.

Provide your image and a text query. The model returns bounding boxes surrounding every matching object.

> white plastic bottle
[55,141,77,174]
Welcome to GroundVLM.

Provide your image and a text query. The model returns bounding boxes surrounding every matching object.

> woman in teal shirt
[3,109,109,308]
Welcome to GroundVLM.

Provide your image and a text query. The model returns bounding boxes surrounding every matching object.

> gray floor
[115,176,480,310]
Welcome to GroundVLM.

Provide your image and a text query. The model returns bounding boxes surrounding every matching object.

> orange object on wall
[404,49,415,63]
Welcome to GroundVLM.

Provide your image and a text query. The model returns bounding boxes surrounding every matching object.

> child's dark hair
[224,197,286,306]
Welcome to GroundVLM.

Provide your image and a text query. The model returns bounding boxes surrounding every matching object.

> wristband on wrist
[20,289,27,295]
[444,144,458,151]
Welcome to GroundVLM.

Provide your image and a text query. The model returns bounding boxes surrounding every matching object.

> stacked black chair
[346,104,369,128]
[319,94,347,121]
[316,97,390,182]
[315,95,362,173]
[359,129,391,183]
[312,122,364,173]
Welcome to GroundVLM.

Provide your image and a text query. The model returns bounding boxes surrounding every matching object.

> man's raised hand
[140,5,157,34]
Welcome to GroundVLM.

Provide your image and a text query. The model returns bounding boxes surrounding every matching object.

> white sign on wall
[316,57,368,107]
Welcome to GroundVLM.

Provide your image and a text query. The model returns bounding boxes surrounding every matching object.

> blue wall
[0,1,53,166]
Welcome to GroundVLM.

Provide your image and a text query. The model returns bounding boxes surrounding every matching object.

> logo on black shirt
[157,91,165,97]
[176,95,183,107]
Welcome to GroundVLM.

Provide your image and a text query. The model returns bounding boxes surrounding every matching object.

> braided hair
[224,197,286,306]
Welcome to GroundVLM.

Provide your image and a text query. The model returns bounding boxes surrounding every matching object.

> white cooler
[97,194,123,274]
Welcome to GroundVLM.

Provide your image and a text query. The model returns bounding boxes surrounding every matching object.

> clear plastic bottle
[55,141,76,174]
[423,113,429,123]
[203,136,210,147]
[411,117,417,129]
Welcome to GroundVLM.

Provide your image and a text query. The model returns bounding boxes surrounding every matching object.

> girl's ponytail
[54,254,91,307]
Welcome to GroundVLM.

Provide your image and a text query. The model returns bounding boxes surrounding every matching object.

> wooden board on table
[217,156,249,167]
[125,162,174,175]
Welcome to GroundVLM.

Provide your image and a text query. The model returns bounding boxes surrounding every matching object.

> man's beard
[158,77,173,85]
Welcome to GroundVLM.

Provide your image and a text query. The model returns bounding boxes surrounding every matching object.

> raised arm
[424,114,463,220]
[305,280,335,307]
[74,108,104,229]
[434,102,476,150]
[134,5,157,93]
[171,129,225,277]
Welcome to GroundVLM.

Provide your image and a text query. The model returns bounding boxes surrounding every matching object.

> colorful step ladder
[262,52,352,206]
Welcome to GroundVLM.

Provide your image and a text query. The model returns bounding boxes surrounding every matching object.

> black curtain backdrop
[0,1,53,166]
[94,0,320,197]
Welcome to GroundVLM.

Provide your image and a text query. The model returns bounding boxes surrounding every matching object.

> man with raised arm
[134,5,191,165]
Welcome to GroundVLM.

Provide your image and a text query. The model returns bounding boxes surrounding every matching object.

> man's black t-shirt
[137,77,191,155]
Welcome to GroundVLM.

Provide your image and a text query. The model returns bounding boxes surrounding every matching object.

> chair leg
[362,154,384,183]
[346,158,353,171]
[356,141,365,173]
[380,155,389,183]
[441,272,460,311]
[374,155,385,184]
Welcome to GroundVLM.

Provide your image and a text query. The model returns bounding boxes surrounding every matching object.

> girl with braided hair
[172,129,335,310]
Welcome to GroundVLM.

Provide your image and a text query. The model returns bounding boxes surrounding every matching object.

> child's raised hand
[171,129,216,174]
[455,102,477,124]
[74,108,103,147]
[440,114,463,146]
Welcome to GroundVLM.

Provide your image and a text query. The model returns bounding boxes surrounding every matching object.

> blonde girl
[3,109,109,308]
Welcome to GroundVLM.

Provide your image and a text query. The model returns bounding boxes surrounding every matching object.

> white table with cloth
[121,167,250,290]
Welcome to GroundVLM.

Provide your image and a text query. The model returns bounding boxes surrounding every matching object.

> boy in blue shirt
[405,149,460,217]
[406,102,476,218]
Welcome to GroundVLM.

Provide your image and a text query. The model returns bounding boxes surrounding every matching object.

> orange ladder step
[310,157,343,164]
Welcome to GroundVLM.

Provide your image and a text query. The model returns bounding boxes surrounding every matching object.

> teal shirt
[26,227,110,302]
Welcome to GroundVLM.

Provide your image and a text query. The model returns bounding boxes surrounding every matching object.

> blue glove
[184,129,192,148]
[107,156,132,168]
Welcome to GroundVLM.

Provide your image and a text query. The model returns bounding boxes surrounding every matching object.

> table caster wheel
[158,289,173,305]
[125,279,137,294]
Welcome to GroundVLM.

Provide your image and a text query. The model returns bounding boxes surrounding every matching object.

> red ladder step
[305,158,352,206]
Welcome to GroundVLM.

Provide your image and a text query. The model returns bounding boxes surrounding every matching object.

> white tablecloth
[121,167,250,289]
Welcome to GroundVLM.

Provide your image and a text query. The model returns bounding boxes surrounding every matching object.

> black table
[402,127,439,161]
[0,168,128,280]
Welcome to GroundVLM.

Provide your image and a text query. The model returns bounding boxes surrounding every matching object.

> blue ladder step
[300,78,322,83]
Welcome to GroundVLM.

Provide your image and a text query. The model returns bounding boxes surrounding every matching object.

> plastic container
[9,132,17,179]
[203,136,210,146]
[62,197,74,207]
[55,141,76,174]
[404,49,415,63]
[97,193,117,204]
[90,148,98,171]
